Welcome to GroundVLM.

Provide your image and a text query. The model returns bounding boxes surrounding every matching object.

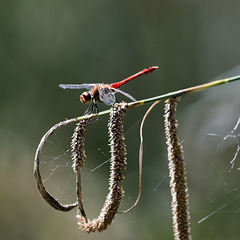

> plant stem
[78,74,240,120]
[127,75,240,108]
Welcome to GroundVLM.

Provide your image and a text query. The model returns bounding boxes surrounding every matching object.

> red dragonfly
[59,66,158,113]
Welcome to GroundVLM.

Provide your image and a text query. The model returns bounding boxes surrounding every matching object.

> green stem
[128,75,240,108]
[78,74,240,120]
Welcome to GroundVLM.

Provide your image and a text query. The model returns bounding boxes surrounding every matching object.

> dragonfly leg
[83,100,99,115]
[93,100,99,114]
[83,101,93,115]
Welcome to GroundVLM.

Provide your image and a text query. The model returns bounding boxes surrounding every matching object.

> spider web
[38,114,142,218]
[40,108,240,225]
[173,65,240,237]
[197,115,240,224]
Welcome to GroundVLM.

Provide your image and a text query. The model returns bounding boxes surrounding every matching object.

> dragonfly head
[80,91,92,104]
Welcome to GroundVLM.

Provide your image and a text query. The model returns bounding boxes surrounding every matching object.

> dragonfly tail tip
[148,66,159,72]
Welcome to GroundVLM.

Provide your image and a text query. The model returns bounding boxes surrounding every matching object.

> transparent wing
[98,87,116,106]
[110,87,137,102]
[59,83,97,90]
[98,86,136,106]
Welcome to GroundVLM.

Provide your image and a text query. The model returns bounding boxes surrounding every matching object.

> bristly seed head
[164,97,191,240]
[77,103,127,233]
[71,118,92,172]
[71,117,94,223]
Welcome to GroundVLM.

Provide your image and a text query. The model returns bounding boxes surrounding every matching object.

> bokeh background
[1,0,240,239]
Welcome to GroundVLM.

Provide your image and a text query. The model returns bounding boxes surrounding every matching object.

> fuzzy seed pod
[77,103,127,232]
[72,119,91,172]
[164,97,191,240]
[72,117,93,222]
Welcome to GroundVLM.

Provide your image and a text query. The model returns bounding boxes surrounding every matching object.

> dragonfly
[59,66,158,114]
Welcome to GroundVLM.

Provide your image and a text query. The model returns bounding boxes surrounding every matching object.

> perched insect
[59,66,158,113]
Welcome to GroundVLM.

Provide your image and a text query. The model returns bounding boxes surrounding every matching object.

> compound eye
[80,92,91,104]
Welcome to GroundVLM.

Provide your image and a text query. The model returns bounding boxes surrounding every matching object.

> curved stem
[34,118,79,211]
[118,100,161,213]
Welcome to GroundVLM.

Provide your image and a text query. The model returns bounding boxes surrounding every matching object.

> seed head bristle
[164,97,191,240]
[71,119,91,172]
[77,103,127,233]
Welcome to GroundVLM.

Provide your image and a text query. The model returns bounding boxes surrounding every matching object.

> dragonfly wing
[110,87,137,102]
[98,87,116,106]
[59,83,97,90]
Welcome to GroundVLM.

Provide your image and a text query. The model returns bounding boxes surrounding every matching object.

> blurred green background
[1,0,240,239]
